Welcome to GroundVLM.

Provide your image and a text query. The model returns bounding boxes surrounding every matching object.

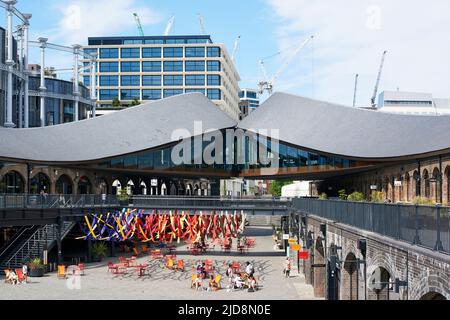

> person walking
[22,262,28,283]
[284,257,291,278]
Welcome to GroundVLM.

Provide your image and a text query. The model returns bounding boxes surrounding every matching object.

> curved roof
[0,93,236,163]
[238,92,450,160]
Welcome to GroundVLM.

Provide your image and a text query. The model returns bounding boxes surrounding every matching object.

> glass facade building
[239,89,260,119]
[82,35,241,120]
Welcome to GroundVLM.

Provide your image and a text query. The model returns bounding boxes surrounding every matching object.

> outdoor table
[134,264,149,277]
[237,246,246,254]
[167,245,176,254]
[111,263,128,275]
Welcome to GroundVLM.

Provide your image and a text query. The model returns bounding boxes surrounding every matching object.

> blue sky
[7,0,450,106]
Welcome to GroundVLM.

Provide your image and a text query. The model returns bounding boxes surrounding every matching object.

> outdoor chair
[176,259,185,272]
[57,265,66,279]
[4,269,11,284]
[166,258,175,270]
[78,263,85,276]
[15,269,25,284]
[213,275,222,291]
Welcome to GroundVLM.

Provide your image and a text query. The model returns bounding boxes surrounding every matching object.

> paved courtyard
[0,227,320,300]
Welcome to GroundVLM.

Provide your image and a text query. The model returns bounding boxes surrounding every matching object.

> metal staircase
[0,222,75,270]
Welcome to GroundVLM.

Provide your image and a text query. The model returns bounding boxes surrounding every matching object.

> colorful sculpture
[78,209,246,244]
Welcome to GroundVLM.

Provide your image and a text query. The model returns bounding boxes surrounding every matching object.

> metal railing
[1,222,75,268]
[131,195,292,211]
[0,194,120,210]
[293,198,450,254]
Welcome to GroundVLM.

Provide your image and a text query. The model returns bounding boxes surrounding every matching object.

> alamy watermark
[171,121,281,175]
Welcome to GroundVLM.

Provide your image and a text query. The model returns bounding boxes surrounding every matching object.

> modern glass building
[239,88,260,119]
[82,35,241,121]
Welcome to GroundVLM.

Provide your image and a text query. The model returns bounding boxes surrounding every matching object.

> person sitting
[247,275,257,292]
[201,263,207,278]
[194,276,203,291]
[234,274,245,290]
[8,270,18,285]
[245,261,254,277]
[208,275,219,291]
[226,264,234,285]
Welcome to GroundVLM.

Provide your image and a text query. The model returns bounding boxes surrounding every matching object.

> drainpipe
[38,37,48,127]
[4,1,16,128]
[23,14,31,128]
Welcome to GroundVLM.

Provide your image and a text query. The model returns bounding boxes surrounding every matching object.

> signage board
[394,180,402,187]
[151,179,158,187]
[299,251,309,260]
[291,244,301,251]
[370,185,378,190]
[283,234,289,240]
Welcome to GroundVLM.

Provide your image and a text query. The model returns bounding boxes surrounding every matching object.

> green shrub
[319,193,328,200]
[347,192,365,202]
[371,191,385,203]
[28,257,44,269]
[338,189,347,200]
[412,197,435,206]
[92,242,108,258]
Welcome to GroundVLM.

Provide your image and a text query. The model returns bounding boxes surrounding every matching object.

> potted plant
[92,242,108,262]
[28,258,45,277]
[117,188,129,206]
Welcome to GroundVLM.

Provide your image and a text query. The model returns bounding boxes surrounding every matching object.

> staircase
[0,222,75,270]
[246,215,282,227]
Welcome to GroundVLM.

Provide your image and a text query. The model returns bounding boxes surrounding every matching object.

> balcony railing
[293,198,450,254]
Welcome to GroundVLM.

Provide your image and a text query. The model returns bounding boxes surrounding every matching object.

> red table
[134,264,149,277]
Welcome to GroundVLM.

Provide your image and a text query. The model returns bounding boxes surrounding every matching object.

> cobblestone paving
[0,227,321,300]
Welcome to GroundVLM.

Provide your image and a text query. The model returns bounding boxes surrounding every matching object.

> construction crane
[258,35,314,96]
[353,74,359,107]
[198,14,206,35]
[371,50,387,108]
[164,16,175,36]
[133,13,145,37]
[231,35,241,62]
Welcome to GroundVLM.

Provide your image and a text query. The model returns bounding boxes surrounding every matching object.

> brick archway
[342,252,359,300]
[313,237,326,298]
[420,292,446,300]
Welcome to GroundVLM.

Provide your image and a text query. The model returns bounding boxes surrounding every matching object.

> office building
[82,35,241,120]
[378,91,450,115]
[239,88,260,119]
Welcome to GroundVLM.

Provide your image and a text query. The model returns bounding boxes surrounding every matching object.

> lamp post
[22,13,32,128]
[72,44,82,122]
[4,0,17,128]
[37,37,48,127]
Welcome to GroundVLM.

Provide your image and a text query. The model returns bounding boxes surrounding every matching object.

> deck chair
[4,269,11,284]
[78,263,85,276]
[15,269,25,284]
[213,275,222,291]
[176,259,185,271]
[166,258,174,270]
[190,274,197,288]
[57,265,66,279]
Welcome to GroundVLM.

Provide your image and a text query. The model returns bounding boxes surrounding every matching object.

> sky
[6,0,450,106]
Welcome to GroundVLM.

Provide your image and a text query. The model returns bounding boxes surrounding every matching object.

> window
[83,48,98,56]
[142,89,162,100]
[121,75,140,86]
[163,47,183,58]
[123,39,143,45]
[142,75,161,86]
[185,75,205,86]
[207,47,220,57]
[247,91,257,99]
[99,48,119,58]
[99,62,119,72]
[164,89,183,98]
[207,60,220,71]
[239,91,245,98]
[166,39,185,44]
[142,47,161,58]
[121,89,140,100]
[185,61,205,72]
[144,39,164,44]
[185,47,205,57]
[142,61,161,72]
[164,75,183,86]
[100,75,119,86]
[121,61,140,72]
[99,89,119,100]
[121,48,140,58]
[187,39,209,44]
[185,88,206,95]
[164,61,183,72]
[83,76,90,86]
[207,74,221,86]
[207,89,221,100]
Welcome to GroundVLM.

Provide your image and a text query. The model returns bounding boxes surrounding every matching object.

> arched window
[423,170,430,198]
[0,171,25,194]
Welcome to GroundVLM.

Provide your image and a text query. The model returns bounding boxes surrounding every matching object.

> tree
[112,98,121,107]
[269,180,293,197]
[131,99,141,106]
